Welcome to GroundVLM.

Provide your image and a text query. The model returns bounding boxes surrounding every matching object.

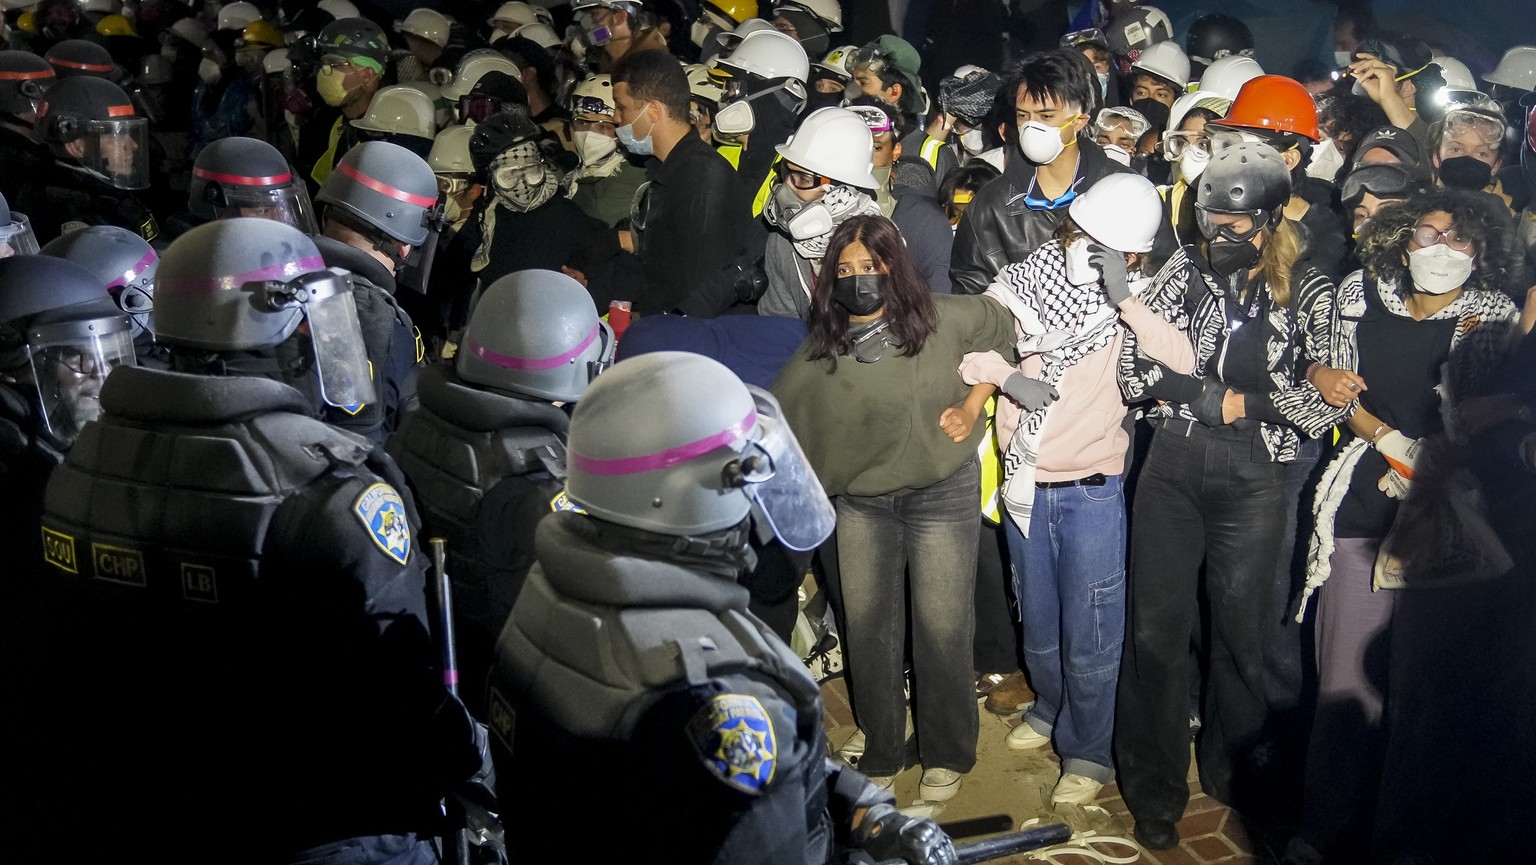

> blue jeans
[835,460,981,775]
[1004,474,1126,782]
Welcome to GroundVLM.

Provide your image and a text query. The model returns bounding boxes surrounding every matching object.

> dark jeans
[835,460,982,775]
[974,522,1019,674]
[1115,422,1288,824]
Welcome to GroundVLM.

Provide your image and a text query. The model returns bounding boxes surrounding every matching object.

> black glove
[853,804,957,865]
[731,257,769,304]
[1188,377,1229,427]
[1087,242,1131,307]
[1003,372,1059,411]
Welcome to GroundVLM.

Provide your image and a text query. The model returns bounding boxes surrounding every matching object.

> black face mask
[805,89,844,112]
[1130,98,1168,127]
[1207,239,1261,277]
[1438,155,1493,191]
[832,273,885,316]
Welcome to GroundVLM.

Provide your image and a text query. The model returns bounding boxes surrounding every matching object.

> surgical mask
[1018,116,1076,165]
[1097,72,1109,98]
[574,129,618,165]
[1306,137,1345,181]
[832,273,885,316]
[1408,244,1473,294]
[1335,51,1354,68]
[1102,143,1132,166]
[615,104,654,156]
[959,127,985,154]
[198,58,221,85]
[1178,147,1210,183]
[1207,238,1261,277]
[316,67,354,107]
[1437,155,1493,191]
[1062,238,1101,286]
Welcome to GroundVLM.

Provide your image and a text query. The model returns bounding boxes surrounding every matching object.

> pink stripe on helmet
[193,166,293,186]
[106,248,159,289]
[466,322,599,371]
[158,254,326,293]
[568,409,757,476]
[339,161,437,207]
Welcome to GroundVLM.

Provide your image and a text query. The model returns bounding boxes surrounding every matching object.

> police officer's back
[30,219,481,864]
[387,268,614,718]
[487,351,956,865]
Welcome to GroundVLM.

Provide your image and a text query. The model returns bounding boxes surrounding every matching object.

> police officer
[39,223,162,365]
[183,135,319,234]
[388,269,614,717]
[313,140,434,444]
[0,50,56,204]
[19,74,158,242]
[30,218,486,864]
[488,350,956,865]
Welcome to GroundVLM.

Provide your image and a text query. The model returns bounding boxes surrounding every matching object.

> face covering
[1102,144,1132,167]
[1408,244,1474,294]
[1018,117,1076,165]
[1306,138,1345,181]
[806,89,843,111]
[832,273,885,316]
[443,194,464,226]
[873,163,893,189]
[615,103,655,156]
[1062,237,1102,286]
[1130,98,1166,122]
[316,66,354,107]
[1178,147,1210,183]
[1335,51,1354,68]
[959,127,986,155]
[1207,238,1261,277]
[574,129,618,166]
[1437,155,1493,191]
[492,146,557,213]
[198,58,222,85]
[1097,72,1110,98]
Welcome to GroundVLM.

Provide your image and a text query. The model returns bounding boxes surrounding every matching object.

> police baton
[429,538,471,865]
[952,823,1073,863]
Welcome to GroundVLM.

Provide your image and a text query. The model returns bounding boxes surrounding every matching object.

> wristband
[1368,422,1387,444]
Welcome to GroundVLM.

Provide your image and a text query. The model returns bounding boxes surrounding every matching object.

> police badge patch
[686,694,777,795]
[354,483,411,564]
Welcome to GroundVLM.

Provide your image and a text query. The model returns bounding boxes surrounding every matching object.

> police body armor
[488,512,833,865]
[387,362,569,714]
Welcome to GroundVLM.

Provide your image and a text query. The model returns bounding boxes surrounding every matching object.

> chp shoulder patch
[549,489,586,514]
[686,693,777,795]
[354,482,411,564]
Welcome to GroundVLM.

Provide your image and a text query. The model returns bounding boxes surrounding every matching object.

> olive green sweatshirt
[772,294,1018,498]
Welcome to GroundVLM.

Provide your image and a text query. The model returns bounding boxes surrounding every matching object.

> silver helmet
[456,270,614,403]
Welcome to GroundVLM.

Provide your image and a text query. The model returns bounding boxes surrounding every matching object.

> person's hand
[926,112,956,142]
[1310,366,1368,407]
[1002,372,1058,411]
[1374,429,1420,498]
[560,265,588,287]
[1189,378,1228,427]
[1221,388,1244,424]
[939,406,977,442]
[1348,55,1398,104]
[617,229,634,253]
[853,803,958,865]
[1521,284,1536,334]
[1088,243,1132,307]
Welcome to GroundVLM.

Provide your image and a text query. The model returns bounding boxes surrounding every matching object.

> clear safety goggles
[845,103,893,134]
[1059,28,1108,49]
[568,94,613,118]
[1161,130,1211,160]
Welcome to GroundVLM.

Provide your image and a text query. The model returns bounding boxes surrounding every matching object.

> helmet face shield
[731,386,835,552]
[77,116,150,189]
[212,179,319,234]
[258,268,377,411]
[26,317,135,445]
[0,214,40,258]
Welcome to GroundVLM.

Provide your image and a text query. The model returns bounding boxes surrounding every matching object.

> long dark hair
[1356,188,1514,295]
[804,215,937,364]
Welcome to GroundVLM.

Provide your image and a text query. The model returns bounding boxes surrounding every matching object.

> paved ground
[821,677,1277,865]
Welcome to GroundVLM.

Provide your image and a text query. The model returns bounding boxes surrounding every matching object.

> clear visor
[730,386,836,552]
[212,180,319,234]
[76,117,150,190]
[299,273,377,411]
[0,214,40,258]
[27,323,135,446]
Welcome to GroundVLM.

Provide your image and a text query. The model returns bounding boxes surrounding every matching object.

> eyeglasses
[778,162,833,191]
[57,349,113,378]
[1410,223,1474,253]
[319,59,356,74]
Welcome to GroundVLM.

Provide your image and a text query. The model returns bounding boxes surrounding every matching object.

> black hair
[497,37,557,101]
[612,48,691,123]
[1356,188,1515,295]
[1001,49,1101,134]
[805,215,937,364]
[1317,91,1390,163]
[939,160,1001,221]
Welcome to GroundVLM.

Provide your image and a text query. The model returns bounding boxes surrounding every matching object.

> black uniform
[15,159,159,243]
[386,362,570,717]
[26,366,480,864]
[314,234,423,445]
[489,512,889,865]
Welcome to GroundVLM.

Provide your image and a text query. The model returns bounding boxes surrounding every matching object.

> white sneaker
[835,729,866,767]
[918,767,963,801]
[867,773,896,790]
[1005,720,1050,751]
[1050,772,1104,805]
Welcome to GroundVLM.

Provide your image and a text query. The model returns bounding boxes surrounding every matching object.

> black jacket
[950,140,1133,295]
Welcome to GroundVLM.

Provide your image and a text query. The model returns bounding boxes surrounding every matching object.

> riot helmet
[40,225,157,341]
[0,192,39,258]
[457,270,614,403]
[0,50,55,118]
[33,76,150,190]
[189,136,318,232]
[316,141,440,247]
[45,39,118,79]
[565,351,835,551]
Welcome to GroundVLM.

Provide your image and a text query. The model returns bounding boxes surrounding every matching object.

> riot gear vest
[488,512,832,865]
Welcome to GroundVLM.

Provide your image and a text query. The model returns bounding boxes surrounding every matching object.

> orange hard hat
[1218,74,1319,142]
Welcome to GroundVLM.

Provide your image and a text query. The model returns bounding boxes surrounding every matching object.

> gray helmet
[316,141,438,246]
[40,225,158,340]
[189,136,317,233]
[0,50,55,116]
[456,270,614,403]
[565,351,835,551]
[0,191,39,258]
[1197,140,1291,217]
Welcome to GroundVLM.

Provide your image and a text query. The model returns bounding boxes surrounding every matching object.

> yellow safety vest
[309,116,344,187]
[750,155,779,219]
[919,134,944,171]
[978,397,1002,524]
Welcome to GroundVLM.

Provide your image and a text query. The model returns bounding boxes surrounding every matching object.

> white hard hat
[429,122,476,174]
[774,0,841,32]
[168,16,212,49]
[1434,56,1476,91]
[216,1,261,32]
[716,17,776,49]
[397,8,453,48]
[489,1,554,28]
[316,0,360,21]
[262,46,292,75]
[570,73,616,116]
[1131,41,1190,88]
[1068,173,1162,253]
[717,28,809,82]
[352,84,439,140]
[775,107,877,188]
[1484,45,1536,92]
[441,50,520,100]
[686,63,724,105]
[1167,89,1231,132]
[513,22,562,49]
[814,44,858,79]
[1196,54,1263,101]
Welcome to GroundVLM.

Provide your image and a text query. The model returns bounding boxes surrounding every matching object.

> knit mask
[491,143,557,213]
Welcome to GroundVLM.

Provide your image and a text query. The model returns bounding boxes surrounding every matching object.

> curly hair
[804,215,937,365]
[1355,188,1515,295]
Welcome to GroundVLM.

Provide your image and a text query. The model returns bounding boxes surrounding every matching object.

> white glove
[1374,430,1420,499]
